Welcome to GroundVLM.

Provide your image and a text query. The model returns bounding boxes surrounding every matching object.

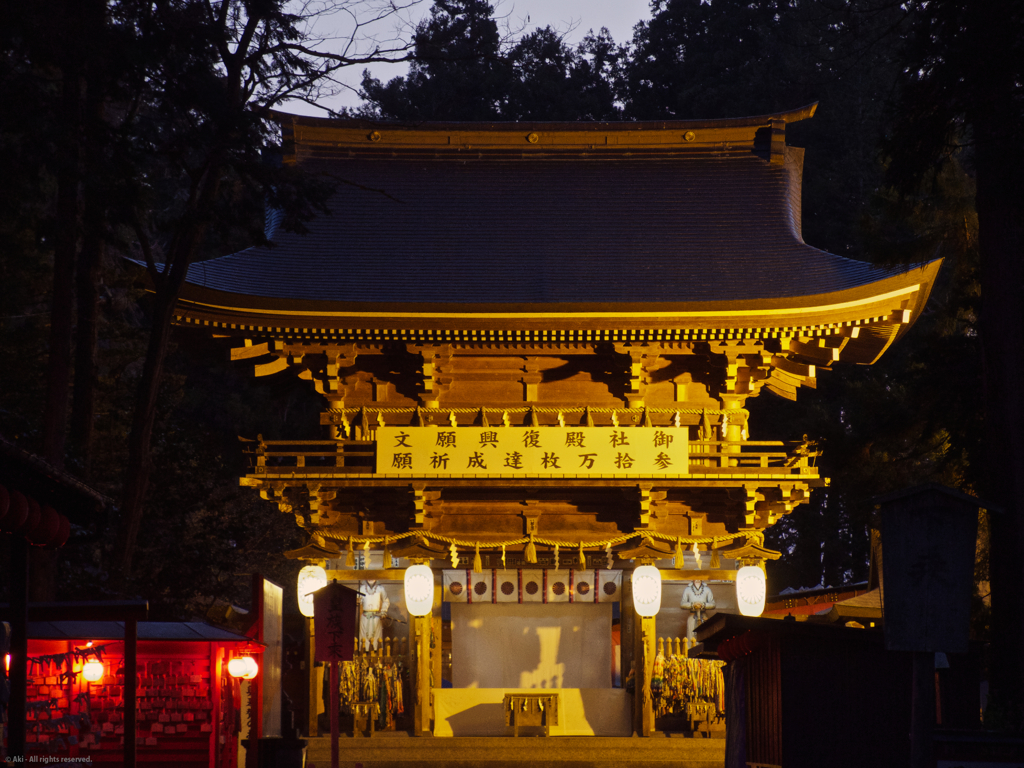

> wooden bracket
[229,340,270,361]
[672,372,693,403]
[612,343,666,407]
[636,485,667,529]
[411,484,440,527]
[410,344,453,407]
[741,486,765,527]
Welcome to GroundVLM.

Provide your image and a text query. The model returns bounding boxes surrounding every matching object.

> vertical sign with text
[313,582,357,663]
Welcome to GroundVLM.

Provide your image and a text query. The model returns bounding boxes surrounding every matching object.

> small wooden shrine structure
[167,104,939,755]
[696,613,982,768]
[12,620,258,767]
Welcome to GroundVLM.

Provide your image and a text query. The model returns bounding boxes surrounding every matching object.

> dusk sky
[287,0,654,113]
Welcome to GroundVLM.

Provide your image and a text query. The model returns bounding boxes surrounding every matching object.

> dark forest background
[2,0,1022,724]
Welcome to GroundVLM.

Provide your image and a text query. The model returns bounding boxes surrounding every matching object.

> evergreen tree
[361,0,621,121]
[0,0,415,596]
[881,0,1024,728]
[622,0,906,256]
[362,0,511,120]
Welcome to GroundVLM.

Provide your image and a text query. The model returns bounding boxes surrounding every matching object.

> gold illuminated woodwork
[174,111,938,561]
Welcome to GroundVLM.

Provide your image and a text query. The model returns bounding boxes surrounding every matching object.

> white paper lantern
[404,564,434,617]
[82,660,105,683]
[631,565,662,617]
[228,656,259,679]
[227,657,247,678]
[241,656,259,679]
[297,565,328,618]
[736,565,767,616]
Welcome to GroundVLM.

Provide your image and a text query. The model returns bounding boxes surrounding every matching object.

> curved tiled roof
[184,148,893,306]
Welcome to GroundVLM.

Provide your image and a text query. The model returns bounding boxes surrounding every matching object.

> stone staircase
[304,733,726,768]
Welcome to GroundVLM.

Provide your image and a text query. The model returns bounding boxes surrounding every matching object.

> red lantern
[734,632,751,657]
[0,488,29,533]
[18,497,41,535]
[717,638,733,663]
[27,505,61,546]
[50,514,71,549]
[747,630,765,654]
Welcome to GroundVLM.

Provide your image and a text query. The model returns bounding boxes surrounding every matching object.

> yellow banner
[376,426,688,476]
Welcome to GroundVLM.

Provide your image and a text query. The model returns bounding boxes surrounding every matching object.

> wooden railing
[353,636,408,659]
[242,437,818,477]
[242,437,375,475]
[689,440,819,473]
[659,635,698,659]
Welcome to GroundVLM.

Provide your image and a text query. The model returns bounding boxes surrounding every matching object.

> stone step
[305,735,726,768]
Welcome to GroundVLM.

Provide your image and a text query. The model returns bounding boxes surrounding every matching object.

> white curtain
[451,603,612,689]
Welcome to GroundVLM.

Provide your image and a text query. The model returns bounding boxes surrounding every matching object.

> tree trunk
[113,163,222,578]
[113,281,180,580]
[70,191,103,476]
[42,62,82,469]
[975,98,1024,726]
[69,53,107,477]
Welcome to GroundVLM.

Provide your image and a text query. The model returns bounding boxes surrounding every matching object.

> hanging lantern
[736,564,767,616]
[631,565,662,617]
[228,656,259,680]
[242,657,259,679]
[82,660,105,683]
[297,565,328,618]
[404,564,434,617]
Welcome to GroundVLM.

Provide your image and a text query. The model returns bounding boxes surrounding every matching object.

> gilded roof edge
[173,258,940,326]
[274,103,818,158]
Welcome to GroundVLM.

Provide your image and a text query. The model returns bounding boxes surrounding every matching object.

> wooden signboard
[313,582,357,663]
[377,426,688,476]
[259,579,283,738]
[878,484,980,653]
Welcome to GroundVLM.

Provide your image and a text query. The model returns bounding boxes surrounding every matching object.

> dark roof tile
[185,150,891,305]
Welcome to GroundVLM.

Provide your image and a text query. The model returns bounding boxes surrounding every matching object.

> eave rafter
[203,303,916,402]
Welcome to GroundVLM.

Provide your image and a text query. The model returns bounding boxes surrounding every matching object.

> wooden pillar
[721,397,744,467]
[248,575,264,765]
[125,617,137,768]
[621,578,635,706]
[910,651,935,768]
[329,661,340,768]
[208,645,220,768]
[306,616,318,736]
[431,614,442,693]
[722,397,745,441]
[8,537,28,760]
[412,613,432,735]
[633,614,656,737]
